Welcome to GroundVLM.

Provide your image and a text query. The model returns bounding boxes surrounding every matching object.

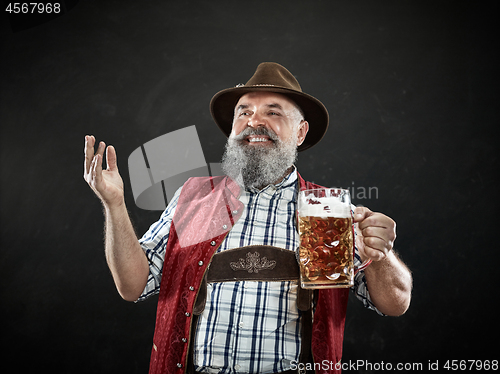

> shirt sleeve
[135,186,183,302]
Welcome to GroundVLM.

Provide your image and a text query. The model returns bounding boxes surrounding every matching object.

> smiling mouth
[246,136,274,144]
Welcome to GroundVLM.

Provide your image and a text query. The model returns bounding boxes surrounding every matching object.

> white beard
[221,127,298,190]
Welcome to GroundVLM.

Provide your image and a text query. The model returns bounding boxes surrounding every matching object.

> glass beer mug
[297,188,371,289]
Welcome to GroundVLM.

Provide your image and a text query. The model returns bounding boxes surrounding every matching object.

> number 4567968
[444,360,498,371]
[5,3,61,14]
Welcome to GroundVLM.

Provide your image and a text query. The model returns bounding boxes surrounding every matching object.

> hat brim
[210,86,329,152]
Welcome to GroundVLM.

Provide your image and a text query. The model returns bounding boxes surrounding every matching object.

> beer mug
[297,188,371,289]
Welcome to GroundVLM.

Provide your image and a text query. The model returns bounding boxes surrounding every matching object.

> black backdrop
[1,1,498,373]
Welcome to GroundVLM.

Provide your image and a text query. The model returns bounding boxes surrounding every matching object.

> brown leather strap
[193,245,312,315]
[208,245,300,282]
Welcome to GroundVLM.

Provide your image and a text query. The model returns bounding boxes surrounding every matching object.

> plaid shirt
[138,168,381,373]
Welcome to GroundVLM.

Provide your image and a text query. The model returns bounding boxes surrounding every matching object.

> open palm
[84,135,124,207]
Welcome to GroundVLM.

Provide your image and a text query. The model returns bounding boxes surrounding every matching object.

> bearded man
[83,63,412,374]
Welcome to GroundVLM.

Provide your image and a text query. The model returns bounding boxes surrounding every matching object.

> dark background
[1,0,498,372]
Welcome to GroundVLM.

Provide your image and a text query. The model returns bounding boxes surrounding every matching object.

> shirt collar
[247,165,298,194]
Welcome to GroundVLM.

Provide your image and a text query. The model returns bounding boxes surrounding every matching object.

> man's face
[221,92,309,189]
[231,91,308,147]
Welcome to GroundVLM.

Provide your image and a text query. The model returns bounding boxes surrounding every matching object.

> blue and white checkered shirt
[138,168,381,373]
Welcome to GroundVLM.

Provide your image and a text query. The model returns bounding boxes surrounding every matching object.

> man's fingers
[91,153,104,190]
[354,208,397,261]
[106,145,118,171]
[84,136,110,180]
[363,234,392,252]
[361,244,387,261]
[84,135,95,176]
[96,140,106,158]
[353,206,374,223]
[357,212,394,232]
[361,226,395,244]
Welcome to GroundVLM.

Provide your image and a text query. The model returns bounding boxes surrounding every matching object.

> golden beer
[298,215,354,288]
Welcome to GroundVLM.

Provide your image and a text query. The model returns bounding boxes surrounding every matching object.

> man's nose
[247,113,265,128]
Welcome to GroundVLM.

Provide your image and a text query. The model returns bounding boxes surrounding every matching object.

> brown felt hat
[210,62,329,152]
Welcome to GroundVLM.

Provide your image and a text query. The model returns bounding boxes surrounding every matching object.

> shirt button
[238,322,244,328]
[222,224,227,230]
[181,338,187,343]
[198,260,204,266]
[189,286,195,291]
[185,312,191,317]
[177,363,183,368]
[233,210,238,214]
[235,364,241,370]
[210,241,216,246]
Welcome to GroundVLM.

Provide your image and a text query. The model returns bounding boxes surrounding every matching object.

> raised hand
[83,135,124,208]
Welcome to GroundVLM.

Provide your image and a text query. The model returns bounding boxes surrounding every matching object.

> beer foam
[299,193,351,218]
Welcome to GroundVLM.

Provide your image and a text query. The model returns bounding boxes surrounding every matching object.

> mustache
[231,127,280,142]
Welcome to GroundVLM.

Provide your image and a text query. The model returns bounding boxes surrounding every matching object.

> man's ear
[296,120,309,146]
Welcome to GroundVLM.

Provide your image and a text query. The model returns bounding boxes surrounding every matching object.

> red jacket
[148,173,349,374]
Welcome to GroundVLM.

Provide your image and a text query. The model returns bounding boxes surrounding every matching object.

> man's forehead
[235,91,297,109]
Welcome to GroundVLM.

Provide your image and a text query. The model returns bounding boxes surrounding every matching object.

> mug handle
[354,258,372,274]
[351,207,372,274]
